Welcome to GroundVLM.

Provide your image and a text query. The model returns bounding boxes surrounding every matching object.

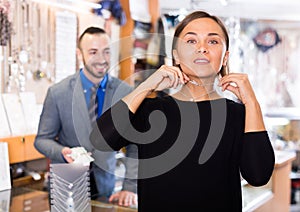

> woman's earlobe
[222,58,228,67]
[172,49,180,65]
[223,51,229,66]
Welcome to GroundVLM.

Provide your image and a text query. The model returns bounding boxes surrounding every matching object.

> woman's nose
[196,46,208,54]
[195,41,208,54]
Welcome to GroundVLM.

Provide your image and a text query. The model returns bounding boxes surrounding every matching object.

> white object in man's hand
[67,147,94,166]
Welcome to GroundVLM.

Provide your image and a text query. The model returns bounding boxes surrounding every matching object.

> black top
[91,96,275,212]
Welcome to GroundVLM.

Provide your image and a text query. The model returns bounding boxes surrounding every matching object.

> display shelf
[264,107,300,120]
[0,134,44,164]
[13,172,45,188]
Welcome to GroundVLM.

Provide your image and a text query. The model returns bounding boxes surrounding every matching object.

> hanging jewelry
[51,179,90,195]
[50,174,90,212]
[50,170,88,189]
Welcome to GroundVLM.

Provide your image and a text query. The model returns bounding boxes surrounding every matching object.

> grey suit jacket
[34,72,137,192]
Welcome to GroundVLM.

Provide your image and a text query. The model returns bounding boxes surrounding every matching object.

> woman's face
[173,18,229,79]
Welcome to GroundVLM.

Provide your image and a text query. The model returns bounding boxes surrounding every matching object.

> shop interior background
[1,1,300,211]
[1,0,300,168]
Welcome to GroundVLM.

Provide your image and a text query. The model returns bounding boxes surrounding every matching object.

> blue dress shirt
[80,70,108,117]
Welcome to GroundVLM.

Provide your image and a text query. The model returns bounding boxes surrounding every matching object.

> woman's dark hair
[171,11,229,76]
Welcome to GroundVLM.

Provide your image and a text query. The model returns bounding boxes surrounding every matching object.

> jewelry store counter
[243,150,296,212]
[0,187,137,212]
[1,150,294,212]
[91,200,137,212]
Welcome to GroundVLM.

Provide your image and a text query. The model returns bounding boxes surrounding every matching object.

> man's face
[78,33,111,82]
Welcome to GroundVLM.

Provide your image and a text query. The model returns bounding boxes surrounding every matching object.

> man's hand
[61,147,74,163]
[109,190,137,207]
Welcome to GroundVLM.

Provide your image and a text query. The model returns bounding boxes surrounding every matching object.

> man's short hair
[78,27,107,48]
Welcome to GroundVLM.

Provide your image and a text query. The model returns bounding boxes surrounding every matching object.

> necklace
[51,179,88,194]
[50,170,89,189]
[188,79,215,87]
[179,89,216,102]
[51,182,90,211]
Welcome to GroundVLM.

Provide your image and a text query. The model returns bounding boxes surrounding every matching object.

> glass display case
[241,150,296,212]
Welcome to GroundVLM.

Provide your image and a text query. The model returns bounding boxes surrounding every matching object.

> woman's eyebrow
[183,32,197,36]
[207,32,221,37]
[183,32,221,37]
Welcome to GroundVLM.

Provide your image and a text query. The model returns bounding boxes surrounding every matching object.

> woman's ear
[222,51,229,66]
[172,49,180,65]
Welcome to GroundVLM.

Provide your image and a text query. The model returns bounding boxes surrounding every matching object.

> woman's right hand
[141,65,189,93]
[123,65,189,113]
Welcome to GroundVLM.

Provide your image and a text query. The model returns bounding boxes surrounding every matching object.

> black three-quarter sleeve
[240,131,275,186]
[90,100,132,151]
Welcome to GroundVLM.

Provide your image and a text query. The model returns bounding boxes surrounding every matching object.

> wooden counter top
[91,200,137,212]
[0,187,138,212]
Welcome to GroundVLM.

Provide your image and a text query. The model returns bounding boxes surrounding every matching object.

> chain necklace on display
[51,192,90,212]
[51,202,70,212]
[51,175,88,191]
[51,171,89,189]
[51,185,89,212]
[51,181,89,198]
[52,190,88,207]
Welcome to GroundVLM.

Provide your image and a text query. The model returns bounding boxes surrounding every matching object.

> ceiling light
[31,0,101,14]
[220,0,229,6]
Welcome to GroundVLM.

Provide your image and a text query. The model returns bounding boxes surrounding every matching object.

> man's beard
[83,57,109,79]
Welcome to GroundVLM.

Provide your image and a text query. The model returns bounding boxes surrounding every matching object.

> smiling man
[34,27,138,207]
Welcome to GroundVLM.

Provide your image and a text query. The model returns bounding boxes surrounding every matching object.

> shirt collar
[80,69,108,90]
[100,73,108,89]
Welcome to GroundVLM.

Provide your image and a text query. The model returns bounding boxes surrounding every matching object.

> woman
[90,11,275,211]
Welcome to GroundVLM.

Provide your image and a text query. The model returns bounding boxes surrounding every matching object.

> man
[34,27,137,207]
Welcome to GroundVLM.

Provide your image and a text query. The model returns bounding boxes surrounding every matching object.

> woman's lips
[193,58,209,64]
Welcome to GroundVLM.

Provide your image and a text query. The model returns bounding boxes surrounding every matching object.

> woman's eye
[186,39,197,44]
[208,40,218,44]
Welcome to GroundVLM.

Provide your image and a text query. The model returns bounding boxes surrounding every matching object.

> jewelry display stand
[50,164,91,212]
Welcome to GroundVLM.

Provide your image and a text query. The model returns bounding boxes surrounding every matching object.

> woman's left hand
[219,73,266,131]
[218,73,257,105]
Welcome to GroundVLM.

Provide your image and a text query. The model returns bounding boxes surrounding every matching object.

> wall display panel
[55,11,77,83]
[0,142,11,191]
[0,96,11,137]
[19,92,40,134]
[1,93,27,136]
